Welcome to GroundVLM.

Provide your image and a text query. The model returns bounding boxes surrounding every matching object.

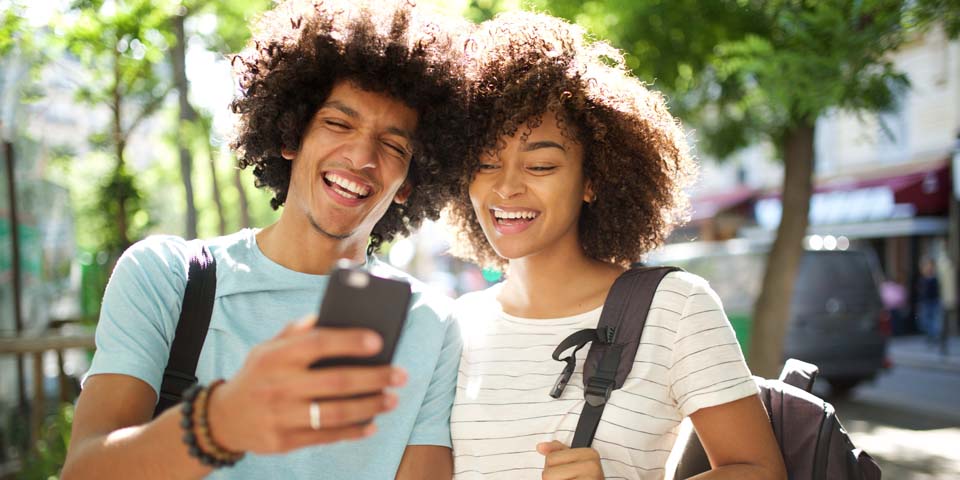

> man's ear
[281,147,297,160]
[394,181,413,205]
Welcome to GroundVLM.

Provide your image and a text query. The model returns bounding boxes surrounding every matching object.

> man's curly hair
[230,0,470,251]
[447,11,697,269]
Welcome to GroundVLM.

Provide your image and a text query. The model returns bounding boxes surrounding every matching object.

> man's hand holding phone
[202,316,407,455]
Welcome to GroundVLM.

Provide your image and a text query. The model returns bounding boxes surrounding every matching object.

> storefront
[686,159,956,334]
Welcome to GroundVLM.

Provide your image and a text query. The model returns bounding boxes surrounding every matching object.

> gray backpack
[551,266,882,479]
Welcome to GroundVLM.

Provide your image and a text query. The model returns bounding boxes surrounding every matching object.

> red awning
[814,162,951,216]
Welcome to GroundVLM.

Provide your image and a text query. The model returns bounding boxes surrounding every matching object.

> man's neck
[255,219,369,275]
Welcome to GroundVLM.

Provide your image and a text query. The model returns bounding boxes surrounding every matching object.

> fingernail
[384,394,398,409]
[363,423,377,436]
[364,333,382,351]
[390,369,407,386]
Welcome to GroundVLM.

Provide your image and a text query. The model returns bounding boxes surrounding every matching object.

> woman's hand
[537,441,604,480]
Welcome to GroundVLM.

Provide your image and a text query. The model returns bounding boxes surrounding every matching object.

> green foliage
[537,0,918,161]
[911,0,960,36]
[19,403,75,480]
[52,0,175,253]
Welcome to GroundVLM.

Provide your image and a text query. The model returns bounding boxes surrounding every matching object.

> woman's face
[468,112,593,262]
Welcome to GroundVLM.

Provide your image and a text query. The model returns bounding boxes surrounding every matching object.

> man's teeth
[493,210,539,220]
[325,173,371,197]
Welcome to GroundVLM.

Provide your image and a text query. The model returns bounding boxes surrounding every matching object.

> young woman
[447,12,787,480]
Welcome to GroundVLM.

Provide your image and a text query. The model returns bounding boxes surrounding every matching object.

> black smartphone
[309,264,413,369]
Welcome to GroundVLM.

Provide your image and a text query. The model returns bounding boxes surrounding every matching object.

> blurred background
[1,0,959,478]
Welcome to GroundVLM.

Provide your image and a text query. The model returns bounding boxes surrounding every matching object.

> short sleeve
[83,236,191,397]
[407,315,463,447]
[668,274,758,417]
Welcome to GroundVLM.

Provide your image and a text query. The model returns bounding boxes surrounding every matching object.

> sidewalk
[887,335,960,373]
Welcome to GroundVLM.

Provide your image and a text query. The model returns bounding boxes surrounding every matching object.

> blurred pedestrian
[880,279,908,335]
[917,257,944,344]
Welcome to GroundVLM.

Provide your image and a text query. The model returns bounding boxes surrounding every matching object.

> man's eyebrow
[521,140,566,152]
[322,101,359,118]
[322,101,413,141]
[386,126,414,142]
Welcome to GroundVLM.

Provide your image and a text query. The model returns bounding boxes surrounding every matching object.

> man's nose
[342,136,378,170]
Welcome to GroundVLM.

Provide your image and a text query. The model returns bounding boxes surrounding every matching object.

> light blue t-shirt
[85,229,461,479]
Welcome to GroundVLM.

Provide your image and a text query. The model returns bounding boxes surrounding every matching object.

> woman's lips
[490,208,540,235]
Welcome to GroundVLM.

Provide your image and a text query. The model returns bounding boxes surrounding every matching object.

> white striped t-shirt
[451,272,758,480]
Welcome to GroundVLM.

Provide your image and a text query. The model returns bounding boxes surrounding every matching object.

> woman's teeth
[493,210,539,222]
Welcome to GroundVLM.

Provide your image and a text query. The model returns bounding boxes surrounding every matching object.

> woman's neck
[499,245,624,319]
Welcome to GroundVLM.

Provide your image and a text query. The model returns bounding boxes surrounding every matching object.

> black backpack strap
[558,266,679,448]
[153,241,217,418]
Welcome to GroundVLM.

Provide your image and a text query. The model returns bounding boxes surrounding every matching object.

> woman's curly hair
[230,0,470,251]
[447,11,697,269]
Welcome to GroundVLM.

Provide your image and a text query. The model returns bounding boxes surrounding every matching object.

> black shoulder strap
[153,240,217,418]
[550,266,679,448]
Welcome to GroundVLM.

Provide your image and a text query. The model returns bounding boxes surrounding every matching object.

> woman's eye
[477,163,499,171]
[528,165,556,172]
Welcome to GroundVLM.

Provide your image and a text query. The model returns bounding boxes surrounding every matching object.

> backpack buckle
[584,376,614,407]
[550,357,577,399]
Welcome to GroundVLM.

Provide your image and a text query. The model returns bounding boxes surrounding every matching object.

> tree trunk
[233,168,251,228]
[172,12,199,239]
[748,123,816,378]
[204,121,227,235]
[112,47,130,251]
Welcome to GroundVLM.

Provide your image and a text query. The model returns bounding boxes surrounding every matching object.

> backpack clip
[584,376,614,407]
[550,357,577,399]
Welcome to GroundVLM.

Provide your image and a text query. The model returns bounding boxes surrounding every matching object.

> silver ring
[309,400,322,430]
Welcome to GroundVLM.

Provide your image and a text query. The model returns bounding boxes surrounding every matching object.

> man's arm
[396,312,462,480]
[63,375,211,479]
[395,445,452,480]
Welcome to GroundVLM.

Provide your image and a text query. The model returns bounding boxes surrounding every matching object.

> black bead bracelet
[180,383,243,468]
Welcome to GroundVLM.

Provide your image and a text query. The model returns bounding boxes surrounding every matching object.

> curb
[890,354,960,373]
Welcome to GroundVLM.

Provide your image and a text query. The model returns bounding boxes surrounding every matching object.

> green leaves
[536,0,944,161]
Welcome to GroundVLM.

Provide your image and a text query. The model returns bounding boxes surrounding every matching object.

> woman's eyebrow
[521,140,566,152]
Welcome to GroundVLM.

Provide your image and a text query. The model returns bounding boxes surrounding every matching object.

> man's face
[283,81,418,243]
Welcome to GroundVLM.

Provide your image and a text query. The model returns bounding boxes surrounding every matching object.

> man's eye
[325,120,350,130]
[384,142,408,157]
[528,165,556,172]
[477,164,499,171]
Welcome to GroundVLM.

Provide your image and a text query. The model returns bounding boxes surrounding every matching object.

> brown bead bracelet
[180,381,245,468]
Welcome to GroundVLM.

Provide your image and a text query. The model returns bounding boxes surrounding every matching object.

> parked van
[646,238,890,395]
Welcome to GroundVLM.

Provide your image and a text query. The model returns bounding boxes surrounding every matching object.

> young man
[62,1,469,478]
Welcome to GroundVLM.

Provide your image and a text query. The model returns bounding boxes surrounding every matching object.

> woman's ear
[394,181,413,205]
[583,180,596,204]
[281,147,297,160]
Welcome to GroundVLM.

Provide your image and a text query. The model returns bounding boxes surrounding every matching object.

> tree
[170,4,200,239]
[178,0,272,233]
[538,0,937,377]
[58,0,174,254]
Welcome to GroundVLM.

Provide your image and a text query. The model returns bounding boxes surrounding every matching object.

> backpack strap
[551,266,680,448]
[153,241,217,418]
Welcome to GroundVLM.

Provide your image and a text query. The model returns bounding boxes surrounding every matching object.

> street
[824,357,960,479]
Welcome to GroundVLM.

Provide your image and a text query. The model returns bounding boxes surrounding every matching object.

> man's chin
[307,215,354,241]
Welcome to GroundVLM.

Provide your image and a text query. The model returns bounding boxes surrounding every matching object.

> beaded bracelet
[198,380,245,463]
[180,382,244,468]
